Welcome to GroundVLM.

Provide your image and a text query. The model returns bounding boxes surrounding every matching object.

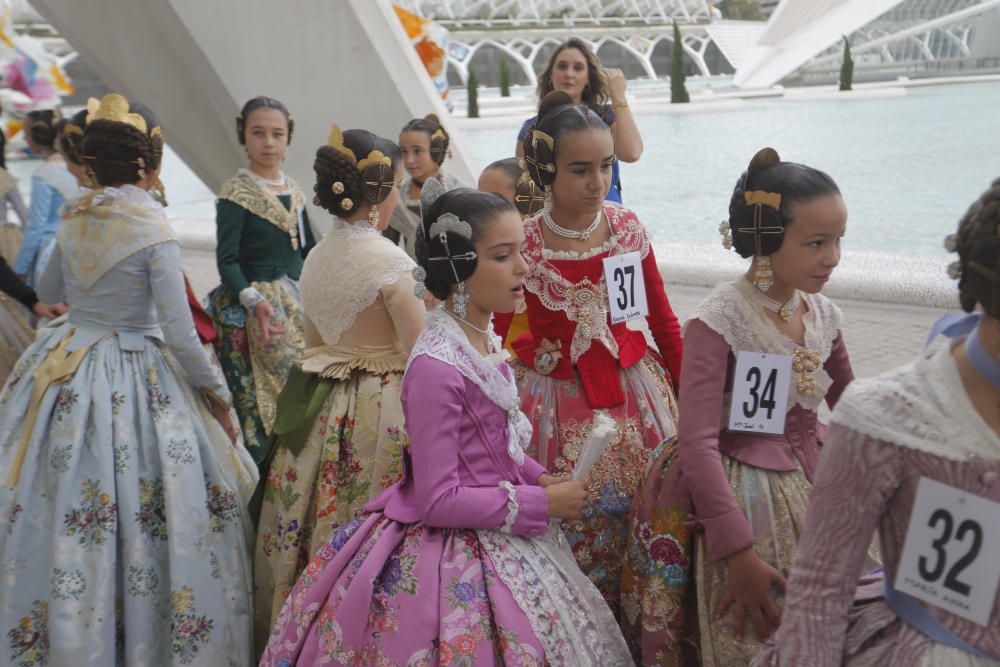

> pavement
[182,248,950,382]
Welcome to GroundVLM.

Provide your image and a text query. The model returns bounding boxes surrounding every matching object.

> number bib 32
[727,351,793,435]
[895,477,1000,626]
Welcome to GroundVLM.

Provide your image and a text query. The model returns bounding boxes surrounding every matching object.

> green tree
[467,65,480,118]
[499,57,511,97]
[671,22,690,104]
[839,36,854,91]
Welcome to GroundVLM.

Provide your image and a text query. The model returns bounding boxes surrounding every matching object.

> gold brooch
[792,348,821,395]
[534,338,563,375]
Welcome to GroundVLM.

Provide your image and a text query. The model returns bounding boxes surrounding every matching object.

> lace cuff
[499,481,519,533]
[239,286,265,310]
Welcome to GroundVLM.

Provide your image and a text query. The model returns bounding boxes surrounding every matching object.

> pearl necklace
[444,308,490,336]
[542,205,603,241]
[761,290,801,322]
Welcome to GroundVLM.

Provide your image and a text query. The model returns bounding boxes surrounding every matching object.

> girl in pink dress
[756,180,1000,665]
[260,185,633,665]
[623,148,860,665]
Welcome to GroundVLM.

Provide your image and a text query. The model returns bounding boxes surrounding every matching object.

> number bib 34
[602,251,648,325]
[728,351,793,435]
[895,477,1000,626]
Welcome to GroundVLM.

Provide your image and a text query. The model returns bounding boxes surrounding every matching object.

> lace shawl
[300,218,414,346]
[406,309,531,465]
[833,343,1000,461]
[217,168,306,244]
[692,278,843,411]
[57,189,176,290]
[522,203,651,364]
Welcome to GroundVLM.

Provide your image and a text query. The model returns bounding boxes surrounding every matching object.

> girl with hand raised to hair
[623,148,864,666]
[515,37,642,204]
[494,90,682,619]
[207,96,316,464]
[260,184,632,666]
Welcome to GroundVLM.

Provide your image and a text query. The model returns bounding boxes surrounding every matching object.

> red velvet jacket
[495,204,682,409]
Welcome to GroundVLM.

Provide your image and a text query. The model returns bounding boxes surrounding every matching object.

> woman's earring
[368,204,380,228]
[543,185,552,209]
[453,281,470,319]
[753,255,774,293]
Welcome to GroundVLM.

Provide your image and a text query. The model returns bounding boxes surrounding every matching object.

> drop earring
[453,281,470,319]
[368,204,380,228]
[753,255,774,293]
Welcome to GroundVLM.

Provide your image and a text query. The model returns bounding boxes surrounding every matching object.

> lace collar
[301,216,414,346]
[521,203,650,363]
[90,184,163,210]
[834,341,1000,461]
[692,278,844,411]
[407,309,531,465]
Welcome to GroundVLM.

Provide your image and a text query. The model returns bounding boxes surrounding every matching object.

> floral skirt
[0,293,32,387]
[253,367,407,653]
[259,513,633,666]
[512,353,678,616]
[625,447,812,666]
[207,277,305,463]
[0,325,257,666]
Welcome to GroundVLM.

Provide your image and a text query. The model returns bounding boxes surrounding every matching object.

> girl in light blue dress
[11,109,78,287]
[0,94,256,666]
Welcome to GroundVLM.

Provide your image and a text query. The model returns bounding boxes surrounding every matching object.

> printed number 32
[918,509,982,596]
[743,367,777,420]
[614,266,635,310]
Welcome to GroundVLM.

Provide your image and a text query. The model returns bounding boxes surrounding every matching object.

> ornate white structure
[27,0,477,200]
[736,0,1000,88]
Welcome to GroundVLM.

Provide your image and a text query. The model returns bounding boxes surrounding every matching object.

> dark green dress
[207,170,315,462]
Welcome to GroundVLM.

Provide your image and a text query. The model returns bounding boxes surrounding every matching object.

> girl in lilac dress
[260,185,633,665]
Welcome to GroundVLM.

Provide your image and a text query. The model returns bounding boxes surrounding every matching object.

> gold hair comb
[326,123,357,164]
[86,93,148,134]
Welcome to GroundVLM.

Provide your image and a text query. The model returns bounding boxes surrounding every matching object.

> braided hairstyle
[57,109,89,166]
[313,129,401,216]
[727,148,840,259]
[25,109,60,150]
[236,96,294,146]
[401,114,449,165]
[80,103,161,187]
[415,188,515,300]
[953,178,1000,317]
[522,91,609,190]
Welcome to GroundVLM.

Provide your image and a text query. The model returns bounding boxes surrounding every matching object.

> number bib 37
[602,251,648,325]
[728,351,792,435]
[895,476,1000,626]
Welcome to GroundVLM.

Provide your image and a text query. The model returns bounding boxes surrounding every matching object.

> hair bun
[538,90,574,121]
[424,113,441,127]
[746,147,781,181]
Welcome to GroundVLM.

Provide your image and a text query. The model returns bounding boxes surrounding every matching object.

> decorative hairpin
[429,212,472,240]
[420,176,447,220]
[327,123,357,164]
[526,130,556,173]
[332,181,345,194]
[86,93,148,134]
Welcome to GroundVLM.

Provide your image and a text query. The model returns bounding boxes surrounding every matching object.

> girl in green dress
[208,96,315,463]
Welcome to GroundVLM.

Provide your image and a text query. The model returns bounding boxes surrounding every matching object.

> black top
[0,255,37,308]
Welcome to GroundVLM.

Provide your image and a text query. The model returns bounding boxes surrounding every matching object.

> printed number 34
[743,366,778,420]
